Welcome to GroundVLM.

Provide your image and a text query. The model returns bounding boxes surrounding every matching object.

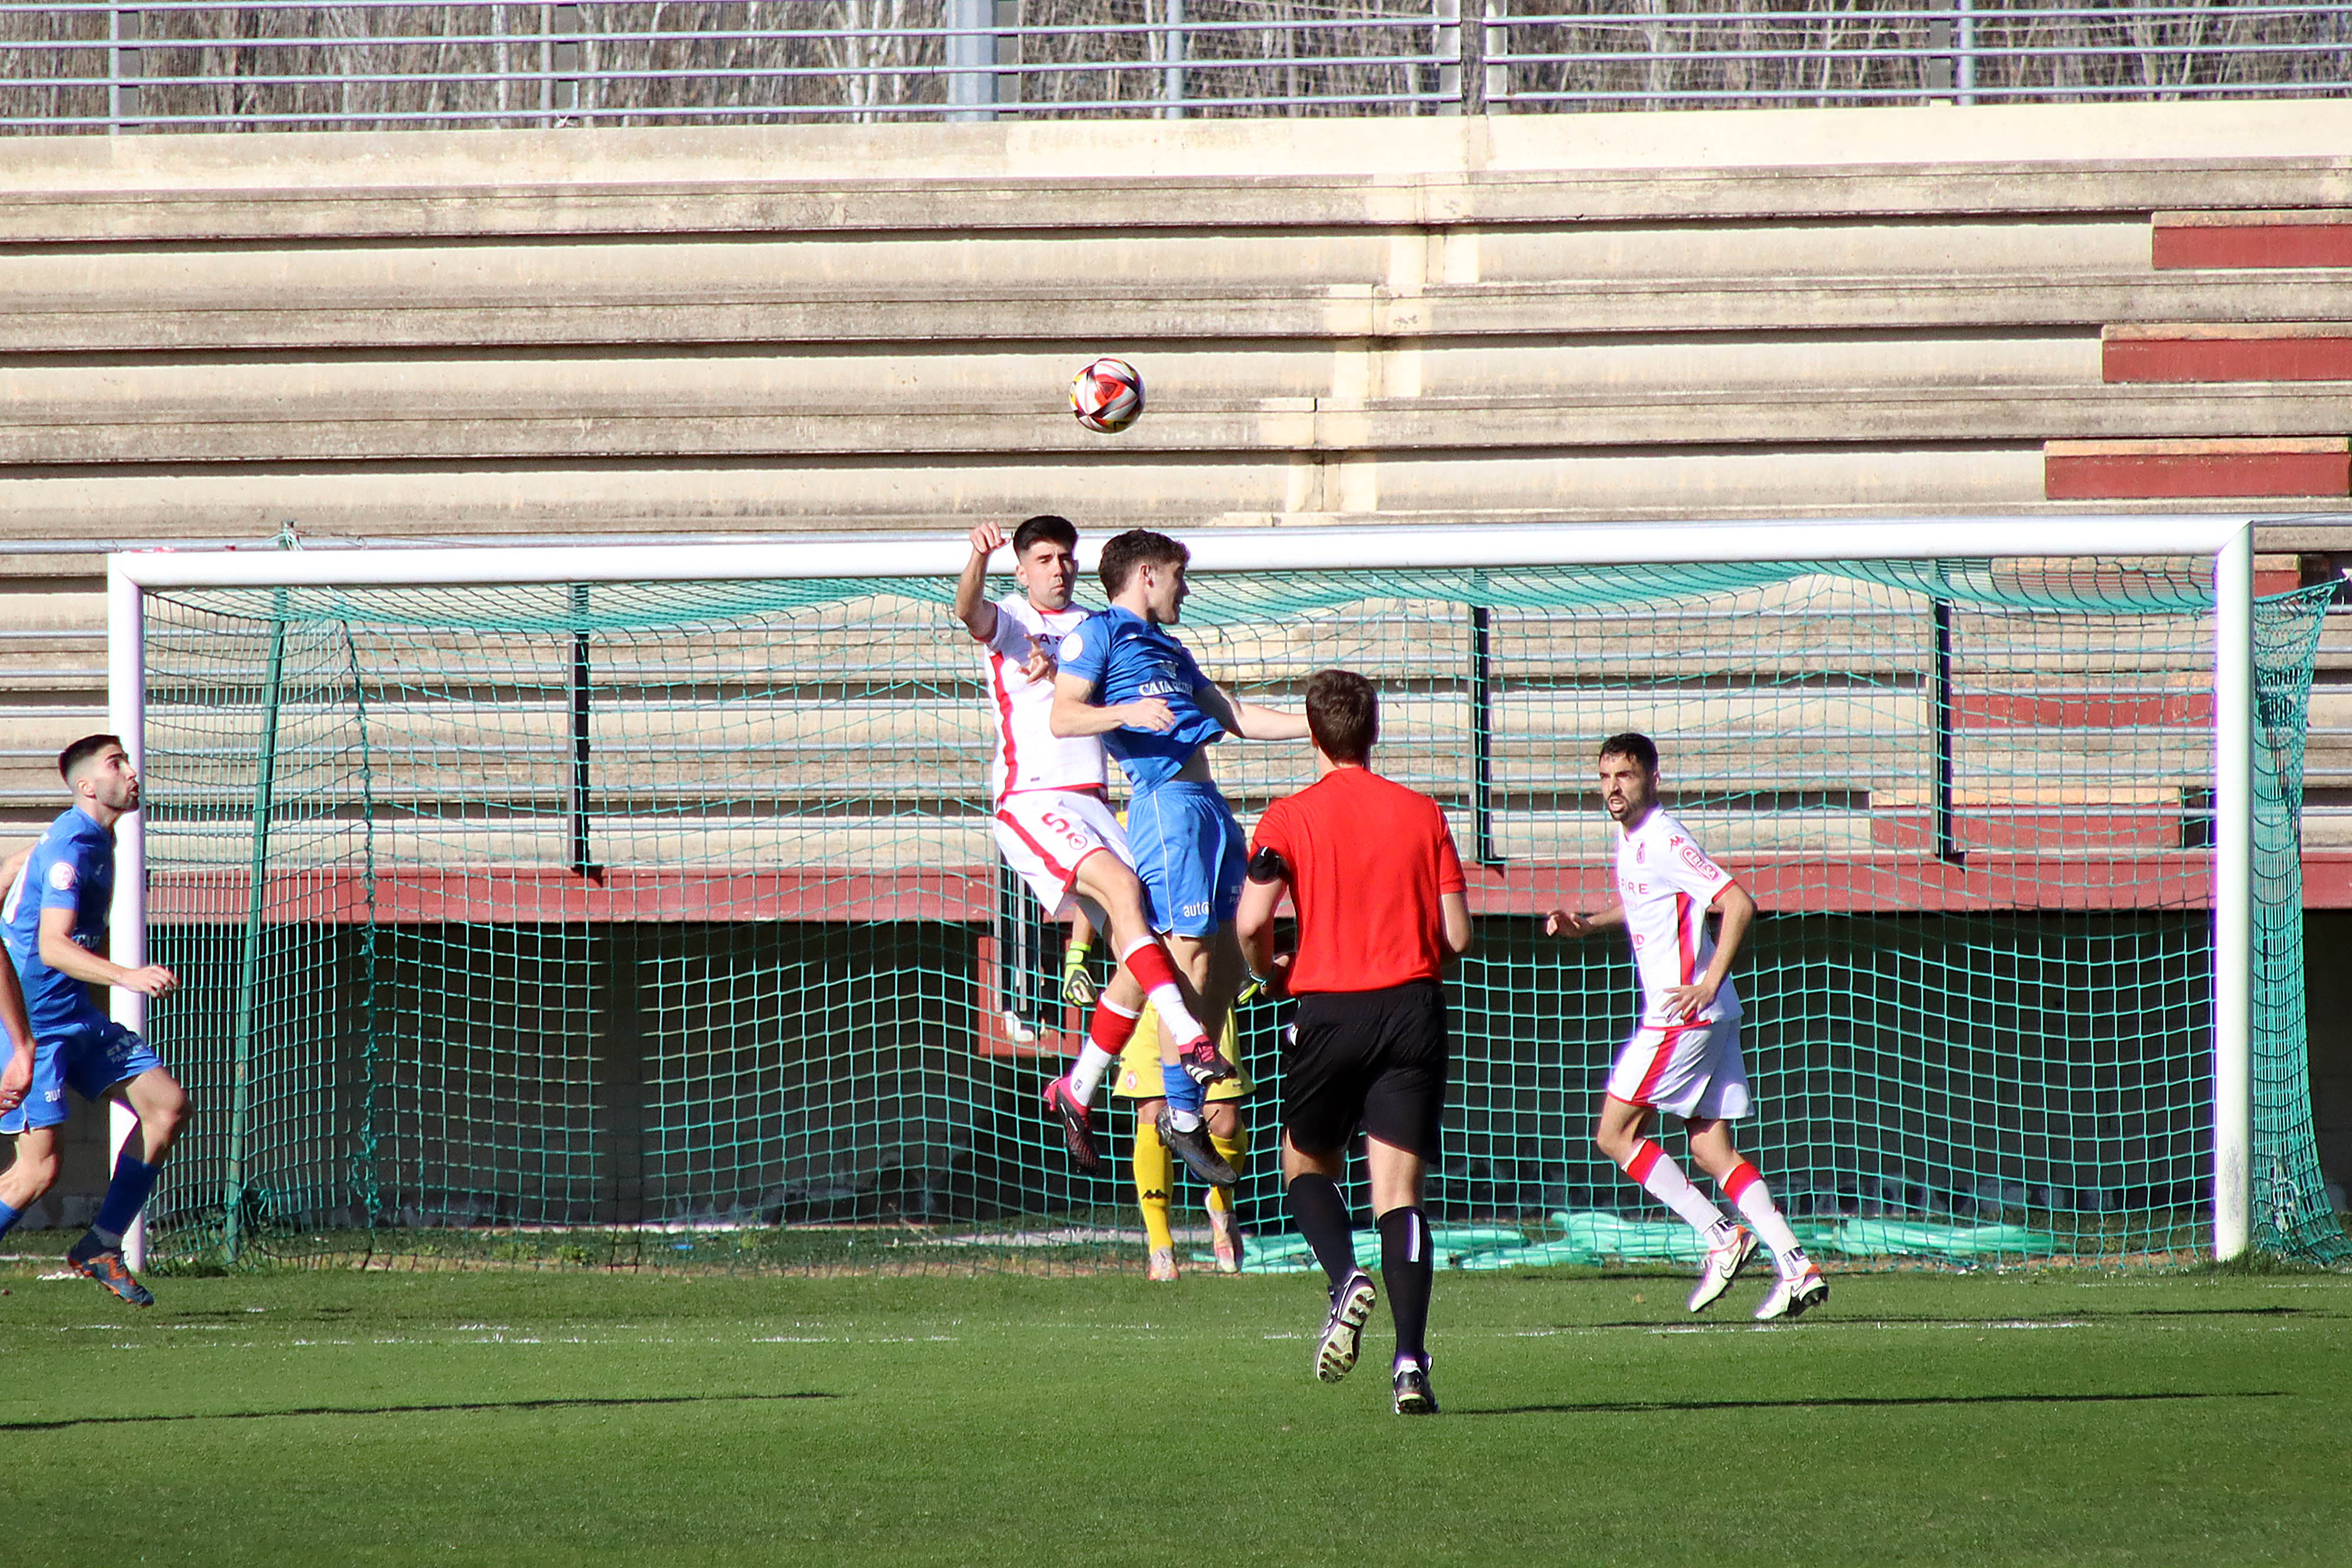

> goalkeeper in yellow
[1064,917,1249,1279]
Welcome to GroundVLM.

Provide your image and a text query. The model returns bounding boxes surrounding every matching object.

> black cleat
[1041,1075,1103,1175]
[1392,1360,1439,1415]
[1155,1107,1236,1185]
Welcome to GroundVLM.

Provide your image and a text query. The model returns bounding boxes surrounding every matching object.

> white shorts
[1606,1014,1750,1121]
[991,789,1132,919]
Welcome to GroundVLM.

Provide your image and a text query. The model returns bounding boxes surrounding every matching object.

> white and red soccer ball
[1070,357,1144,433]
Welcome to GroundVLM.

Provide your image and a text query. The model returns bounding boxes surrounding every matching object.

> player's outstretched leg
[1044,986,1142,1175]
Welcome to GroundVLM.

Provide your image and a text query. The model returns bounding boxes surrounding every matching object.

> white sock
[1626,1141,1728,1237]
[1165,1106,1203,1133]
[1067,1043,1116,1103]
[1723,1161,1807,1275]
[1116,935,1206,1048]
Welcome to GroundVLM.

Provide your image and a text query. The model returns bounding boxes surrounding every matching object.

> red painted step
[2154,211,2352,269]
[2103,323,2352,383]
[2044,437,2350,499]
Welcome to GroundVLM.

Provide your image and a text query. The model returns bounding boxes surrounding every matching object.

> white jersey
[1615,808,1742,1028]
[981,594,1107,803]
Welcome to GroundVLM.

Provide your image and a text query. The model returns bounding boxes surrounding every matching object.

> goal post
[102,516,2324,1272]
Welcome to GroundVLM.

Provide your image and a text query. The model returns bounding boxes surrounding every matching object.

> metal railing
[0,1,2346,132]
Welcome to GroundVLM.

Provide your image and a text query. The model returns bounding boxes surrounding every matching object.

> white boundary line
[105,514,2265,1261]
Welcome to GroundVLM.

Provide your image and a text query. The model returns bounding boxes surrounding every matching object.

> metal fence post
[1437,0,1461,114]
[1481,0,1508,113]
[1162,0,1187,119]
[948,0,998,122]
[1956,0,1977,104]
[108,8,142,132]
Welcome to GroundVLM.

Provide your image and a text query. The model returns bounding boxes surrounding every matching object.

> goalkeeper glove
[1060,939,1097,1006]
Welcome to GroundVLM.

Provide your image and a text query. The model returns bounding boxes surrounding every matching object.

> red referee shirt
[1249,765,1466,994]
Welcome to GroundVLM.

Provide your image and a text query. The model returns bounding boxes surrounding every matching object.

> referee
[1236,669,1472,1415]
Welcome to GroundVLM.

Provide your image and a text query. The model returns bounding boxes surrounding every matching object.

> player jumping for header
[953,516,1236,1186]
[1543,733,1827,1321]
[0,734,191,1306]
[1050,530,1309,1172]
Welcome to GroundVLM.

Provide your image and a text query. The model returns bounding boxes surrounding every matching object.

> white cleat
[1688,1225,1757,1313]
[1315,1270,1378,1383]
[1753,1263,1830,1322]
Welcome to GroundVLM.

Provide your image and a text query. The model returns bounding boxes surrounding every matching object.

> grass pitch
[0,1259,2345,1566]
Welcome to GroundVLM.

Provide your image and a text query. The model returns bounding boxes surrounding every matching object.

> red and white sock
[1116,935,1206,1050]
[1721,1160,1807,1275]
[1070,998,1139,1103]
[1624,1139,1730,1239]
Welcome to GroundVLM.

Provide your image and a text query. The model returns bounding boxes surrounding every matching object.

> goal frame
[105,515,2262,1266]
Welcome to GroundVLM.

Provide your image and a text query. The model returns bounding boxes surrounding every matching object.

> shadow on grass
[1456,1390,2289,1417]
[0,1390,839,1432]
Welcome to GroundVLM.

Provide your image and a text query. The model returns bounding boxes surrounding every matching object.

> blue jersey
[1056,606,1226,790]
[2,806,115,1035]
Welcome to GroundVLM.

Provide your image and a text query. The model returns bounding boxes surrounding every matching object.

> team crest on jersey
[1635,842,1647,863]
[47,861,74,893]
[1059,631,1086,661]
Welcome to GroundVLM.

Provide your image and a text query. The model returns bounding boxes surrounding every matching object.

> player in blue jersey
[1050,530,1310,1151]
[0,734,190,1306]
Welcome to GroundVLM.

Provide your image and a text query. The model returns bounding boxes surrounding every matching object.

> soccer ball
[1070,357,1144,433]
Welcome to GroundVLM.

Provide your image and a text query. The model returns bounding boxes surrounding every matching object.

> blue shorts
[1126,779,1246,938]
[0,1017,163,1135]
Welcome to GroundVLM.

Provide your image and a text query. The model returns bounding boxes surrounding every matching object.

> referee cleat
[66,1237,153,1308]
[1209,1207,1243,1274]
[1041,1075,1103,1175]
[1392,1360,1439,1416]
[1315,1269,1378,1383]
[1175,1034,1239,1087]
[1147,1247,1179,1282]
[1754,1263,1830,1322]
[1156,1109,1237,1185]
[1688,1224,1757,1314]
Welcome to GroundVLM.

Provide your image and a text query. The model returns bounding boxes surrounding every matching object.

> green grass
[1,1260,2346,1566]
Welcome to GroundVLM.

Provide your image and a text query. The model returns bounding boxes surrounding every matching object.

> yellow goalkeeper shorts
[1111,1008,1252,1102]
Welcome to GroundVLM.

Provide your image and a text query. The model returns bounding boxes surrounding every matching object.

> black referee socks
[1378,1206,1434,1367]
[1284,1173,1358,1291]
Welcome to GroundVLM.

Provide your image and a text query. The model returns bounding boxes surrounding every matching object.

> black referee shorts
[1282,979,1450,1162]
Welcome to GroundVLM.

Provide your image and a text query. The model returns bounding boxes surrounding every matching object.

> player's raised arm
[952,522,1010,642]
[1194,681,1309,741]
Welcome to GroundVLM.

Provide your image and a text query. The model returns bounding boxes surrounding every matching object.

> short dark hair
[1011,514,1077,557]
[1097,528,1188,597]
[1598,731,1658,773]
[59,733,122,782]
[1305,669,1378,764]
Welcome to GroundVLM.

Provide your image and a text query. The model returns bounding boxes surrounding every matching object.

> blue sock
[0,1198,20,1243]
[1162,1069,1206,1120]
[91,1149,159,1247]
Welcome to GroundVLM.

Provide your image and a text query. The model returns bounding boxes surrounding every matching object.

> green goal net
[125,544,2343,1272]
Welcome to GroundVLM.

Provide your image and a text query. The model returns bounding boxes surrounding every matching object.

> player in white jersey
[952,517,1236,1188]
[1544,732,1827,1321]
